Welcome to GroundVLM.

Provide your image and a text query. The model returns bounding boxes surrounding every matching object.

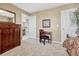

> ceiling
[13,3,68,13]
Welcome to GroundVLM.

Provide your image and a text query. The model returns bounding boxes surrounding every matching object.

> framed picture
[42,19,51,28]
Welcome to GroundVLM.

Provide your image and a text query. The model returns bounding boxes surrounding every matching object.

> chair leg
[43,39,45,45]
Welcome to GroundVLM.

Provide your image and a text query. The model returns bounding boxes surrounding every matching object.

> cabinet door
[14,28,20,46]
[0,30,2,53]
[1,29,9,52]
[9,29,14,49]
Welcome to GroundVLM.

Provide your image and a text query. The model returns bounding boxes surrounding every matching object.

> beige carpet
[1,39,68,56]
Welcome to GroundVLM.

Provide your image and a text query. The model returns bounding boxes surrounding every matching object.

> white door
[21,14,29,40]
[61,8,77,43]
[28,16,36,39]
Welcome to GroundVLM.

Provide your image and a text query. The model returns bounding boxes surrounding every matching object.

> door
[28,16,36,39]
[21,14,29,40]
[61,8,77,43]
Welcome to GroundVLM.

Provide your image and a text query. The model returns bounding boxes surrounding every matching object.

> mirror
[0,8,16,23]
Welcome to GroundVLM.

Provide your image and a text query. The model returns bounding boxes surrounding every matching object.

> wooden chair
[39,29,52,45]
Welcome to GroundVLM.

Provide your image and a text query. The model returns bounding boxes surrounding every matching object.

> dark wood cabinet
[0,22,21,54]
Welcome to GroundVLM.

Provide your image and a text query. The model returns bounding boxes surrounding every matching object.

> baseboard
[53,41,62,44]
[36,38,63,44]
[37,37,39,40]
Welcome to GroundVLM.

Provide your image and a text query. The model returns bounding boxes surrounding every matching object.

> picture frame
[42,19,51,28]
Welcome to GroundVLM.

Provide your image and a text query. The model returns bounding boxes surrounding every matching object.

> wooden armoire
[0,22,21,54]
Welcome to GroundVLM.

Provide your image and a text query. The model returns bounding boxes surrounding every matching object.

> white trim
[37,36,63,44]
[53,41,62,44]
[37,37,39,39]
[37,37,63,44]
